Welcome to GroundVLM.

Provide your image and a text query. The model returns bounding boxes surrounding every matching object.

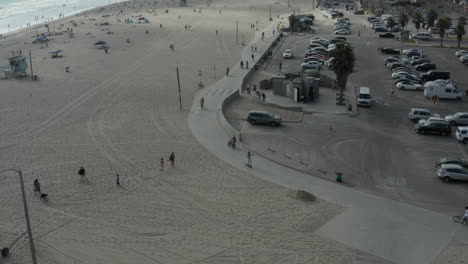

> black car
[388,62,406,70]
[379,32,395,38]
[385,58,400,64]
[414,121,451,136]
[411,59,431,66]
[435,158,468,169]
[375,27,388,32]
[406,50,423,57]
[415,63,436,71]
[380,48,400,55]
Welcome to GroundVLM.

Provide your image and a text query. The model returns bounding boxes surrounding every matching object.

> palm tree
[413,12,423,32]
[456,23,466,48]
[427,9,438,27]
[399,12,409,29]
[459,16,466,26]
[437,17,452,47]
[332,42,355,94]
[386,17,397,31]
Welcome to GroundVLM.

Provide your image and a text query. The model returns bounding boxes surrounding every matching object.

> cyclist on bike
[463,206,468,224]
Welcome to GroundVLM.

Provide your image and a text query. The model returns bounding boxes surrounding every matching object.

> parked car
[380,48,400,54]
[413,32,431,40]
[421,70,450,81]
[353,9,364,14]
[374,27,388,32]
[392,71,418,79]
[406,50,423,57]
[334,29,350,35]
[424,85,462,100]
[282,49,293,59]
[414,120,451,135]
[455,50,468,57]
[303,57,325,64]
[415,63,436,71]
[387,62,406,70]
[437,164,468,183]
[408,108,440,122]
[455,127,468,143]
[445,112,468,126]
[411,59,431,66]
[247,110,282,126]
[302,61,322,70]
[379,32,395,38]
[396,81,423,90]
[395,77,422,85]
[435,158,468,168]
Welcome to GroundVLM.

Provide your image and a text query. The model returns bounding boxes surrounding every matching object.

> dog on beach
[40,193,48,201]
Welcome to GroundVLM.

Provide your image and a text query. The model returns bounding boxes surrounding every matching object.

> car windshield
[359,94,371,99]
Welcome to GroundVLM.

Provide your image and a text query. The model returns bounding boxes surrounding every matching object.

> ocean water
[0,0,124,34]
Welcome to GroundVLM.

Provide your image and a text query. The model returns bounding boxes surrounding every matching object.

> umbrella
[94,40,107,45]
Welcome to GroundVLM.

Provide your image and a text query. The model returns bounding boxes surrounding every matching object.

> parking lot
[237,6,468,214]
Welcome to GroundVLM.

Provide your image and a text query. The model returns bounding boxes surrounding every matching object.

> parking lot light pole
[0,169,37,264]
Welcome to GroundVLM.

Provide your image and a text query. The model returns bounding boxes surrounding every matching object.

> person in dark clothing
[33,179,41,195]
[169,153,175,168]
[78,166,87,181]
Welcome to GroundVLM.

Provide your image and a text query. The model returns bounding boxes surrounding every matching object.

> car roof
[249,110,270,114]
[411,108,430,112]
[457,126,468,130]
[440,164,464,169]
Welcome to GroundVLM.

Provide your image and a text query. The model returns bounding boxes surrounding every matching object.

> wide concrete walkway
[188,18,468,264]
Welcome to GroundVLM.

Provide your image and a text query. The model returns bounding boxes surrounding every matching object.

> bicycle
[453,215,468,225]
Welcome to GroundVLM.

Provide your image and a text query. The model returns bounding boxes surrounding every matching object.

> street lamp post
[0,169,37,264]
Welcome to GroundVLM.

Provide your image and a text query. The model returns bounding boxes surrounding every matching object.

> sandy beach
[0,0,395,263]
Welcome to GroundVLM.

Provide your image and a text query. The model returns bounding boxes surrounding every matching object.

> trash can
[336,172,343,182]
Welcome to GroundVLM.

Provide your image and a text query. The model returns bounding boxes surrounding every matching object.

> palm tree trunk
[458,38,461,48]
[337,74,348,93]
[440,37,443,47]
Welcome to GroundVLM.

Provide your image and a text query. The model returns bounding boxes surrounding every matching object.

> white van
[424,85,463,100]
[357,87,372,107]
[413,32,431,40]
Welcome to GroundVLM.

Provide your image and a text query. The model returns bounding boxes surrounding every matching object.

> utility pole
[0,169,38,264]
[236,20,238,45]
[269,4,272,21]
[176,67,182,110]
[29,50,34,80]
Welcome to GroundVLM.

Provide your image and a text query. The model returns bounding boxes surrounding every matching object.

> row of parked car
[454,50,468,66]
[333,17,351,35]
[368,15,402,34]
[381,48,461,99]
[298,36,348,70]
[409,108,468,144]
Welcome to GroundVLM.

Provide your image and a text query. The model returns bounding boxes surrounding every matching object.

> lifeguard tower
[0,55,29,79]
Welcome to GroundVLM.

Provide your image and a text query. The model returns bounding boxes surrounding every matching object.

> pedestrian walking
[246,61,249,69]
[160,158,164,171]
[240,61,244,69]
[200,97,205,109]
[251,54,254,61]
[246,152,253,168]
[251,44,254,51]
[226,67,230,76]
[146,29,149,34]
[33,179,41,195]
[391,87,395,96]
[78,166,87,181]
[279,61,282,70]
[261,32,264,40]
[254,44,257,52]
[216,29,218,35]
[169,152,175,168]
[262,92,266,101]
[116,173,120,186]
